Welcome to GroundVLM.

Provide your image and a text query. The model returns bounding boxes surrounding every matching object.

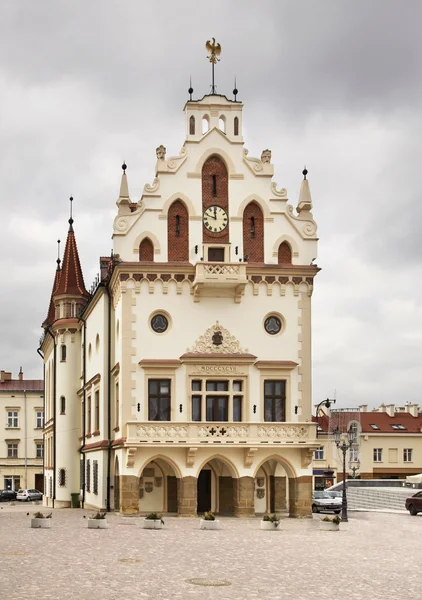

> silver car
[312,491,342,514]
[16,489,43,502]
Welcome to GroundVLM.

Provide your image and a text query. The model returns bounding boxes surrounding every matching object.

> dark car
[0,489,17,502]
[405,491,422,515]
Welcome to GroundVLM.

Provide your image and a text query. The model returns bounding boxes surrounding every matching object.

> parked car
[16,489,43,502]
[312,491,342,514]
[405,491,422,516]
[0,489,17,502]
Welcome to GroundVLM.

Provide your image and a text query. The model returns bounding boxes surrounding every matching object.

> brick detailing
[202,155,229,243]
[288,476,312,518]
[139,238,154,261]
[233,476,255,517]
[168,200,189,261]
[177,476,197,516]
[278,241,292,265]
[243,202,264,262]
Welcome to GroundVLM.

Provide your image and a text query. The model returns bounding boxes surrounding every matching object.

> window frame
[373,448,383,462]
[148,379,171,422]
[7,410,19,428]
[403,448,413,462]
[314,446,324,460]
[36,411,44,428]
[189,377,246,423]
[263,380,286,422]
[7,443,18,458]
[36,442,44,459]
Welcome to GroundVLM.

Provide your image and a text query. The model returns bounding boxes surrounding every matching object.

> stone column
[120,475,140,515]
[233,476,255,517]
[289,476,312,518]
[178,476,197,516]
[274,476,287,511]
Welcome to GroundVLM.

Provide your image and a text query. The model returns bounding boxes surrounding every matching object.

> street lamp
[333,425,355,522]
[315,398,336,438]
[349,458,361,479]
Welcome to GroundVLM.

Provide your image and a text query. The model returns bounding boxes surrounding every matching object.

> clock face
[203,205,228,233]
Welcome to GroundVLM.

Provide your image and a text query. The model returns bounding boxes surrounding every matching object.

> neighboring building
[313,403,422,488]
[0,369,44,492]
[40,61,320,516]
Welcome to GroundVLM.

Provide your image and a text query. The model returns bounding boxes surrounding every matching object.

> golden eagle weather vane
[206,37,222,94]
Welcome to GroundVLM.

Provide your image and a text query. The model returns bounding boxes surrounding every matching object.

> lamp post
[334,426,355,522]
[315,398,336,438]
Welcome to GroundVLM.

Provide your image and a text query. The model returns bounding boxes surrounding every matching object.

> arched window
[202,155,229,243]
[278,242,292,265]
[219,116,226,133]
[168,200,189,261]
[243,202,264,262]
[60,396,66,414]
[212,174,217,196]
[234,117,239,136]
[139,238,154,262]
[189,115,195,135]
[202,115,209,134]
[60,345,66,362]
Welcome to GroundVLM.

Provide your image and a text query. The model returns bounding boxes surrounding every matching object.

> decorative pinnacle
[206,38,221,94]
[233,77,238,100]
[122,161,127,173]
[302,166,308,180]
[188,76,193,100]
[56,239,61,270]
[68,197,74,232]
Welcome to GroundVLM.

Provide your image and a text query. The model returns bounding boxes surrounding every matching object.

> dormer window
[189,115,195,135]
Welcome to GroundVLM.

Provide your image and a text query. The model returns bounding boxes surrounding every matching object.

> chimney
[373,404,386,413]
[407,404,419,417]
[18,366,23,381]
[386,404,395,417]
[1,370,12,382]
[359,405,368,413]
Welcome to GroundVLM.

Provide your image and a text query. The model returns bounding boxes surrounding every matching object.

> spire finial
[56,239,61,271]
[188,76,193,101]
[68,196,74,232]
[302,166,308,180]
[233,77,238,101]
[122,161,127,173]
[205,38,222,94]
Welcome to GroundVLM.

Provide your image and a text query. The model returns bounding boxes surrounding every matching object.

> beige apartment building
[313,403,422,489]
[0,369,44,492]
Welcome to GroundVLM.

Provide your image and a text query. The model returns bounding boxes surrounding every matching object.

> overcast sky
[1,1,421,409]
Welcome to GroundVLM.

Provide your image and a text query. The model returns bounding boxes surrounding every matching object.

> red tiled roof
[55,230,87,297]
[315,411,422,434]
[0,380,43,392]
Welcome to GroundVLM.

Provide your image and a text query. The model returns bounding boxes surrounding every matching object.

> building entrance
[197,469,211,513]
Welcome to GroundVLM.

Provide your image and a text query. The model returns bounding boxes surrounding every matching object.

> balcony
[126,421,317,447]
[192,262,248,303]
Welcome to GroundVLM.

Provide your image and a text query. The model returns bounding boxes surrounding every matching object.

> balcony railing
[126,421,317,446]
[192,262,248,302]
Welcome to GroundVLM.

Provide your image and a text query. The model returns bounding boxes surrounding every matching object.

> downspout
[45,327,56,508]
[36,347,45,495]
[24,389,27,489]
[78,316,87,508]
[105,283,112,512]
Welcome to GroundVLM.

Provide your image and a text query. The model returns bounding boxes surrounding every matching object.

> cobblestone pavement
[0,504,421,600]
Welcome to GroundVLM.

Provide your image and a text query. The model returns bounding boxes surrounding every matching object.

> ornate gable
[186,321,248,354]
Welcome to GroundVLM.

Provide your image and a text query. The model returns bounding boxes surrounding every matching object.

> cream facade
[0,369,44,492]
[40,84,320,517]
[313,403,422,488]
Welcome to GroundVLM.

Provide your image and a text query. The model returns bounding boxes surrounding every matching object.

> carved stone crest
[154,477,162,488]
[156,145,166,160]
[257,477,265,488]
[187,321,247,354]
[261,149,271,164]
[145,482,153,493]
[257,489,265,499]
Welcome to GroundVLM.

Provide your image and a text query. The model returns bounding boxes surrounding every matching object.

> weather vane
[206,38,221,94]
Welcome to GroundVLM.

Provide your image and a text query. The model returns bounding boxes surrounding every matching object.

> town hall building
[40,47,320,517]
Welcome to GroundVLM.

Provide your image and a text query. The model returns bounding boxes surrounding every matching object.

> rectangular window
[60,397,66,414]
[264,380,286,422]
[93,460,98,494]
[349,447,359,462]
[206,397,228,421]
[206,380,229,392]
[191,380,202,392]
[404,448,413,462]
[233,396,242,422]
[94,390,100,431]
[36,411,44,428]
[60,344,67,361]
[87,396,92,433]
[369,424,380,430]
[373,448,383,462]
[148,379,171,421]
[192,395,201,421]
[314,446,324,460]
[207,247,225,262]
[7,443,18,458]
[36,443,44,459]
[7,411,19,428]
[86,459,91,492]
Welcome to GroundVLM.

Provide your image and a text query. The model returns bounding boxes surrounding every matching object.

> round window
[264,315,282,335]
[151,313,169,333]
